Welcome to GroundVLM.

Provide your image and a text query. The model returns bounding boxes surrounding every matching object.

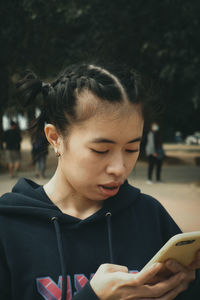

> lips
[98,182,122,197]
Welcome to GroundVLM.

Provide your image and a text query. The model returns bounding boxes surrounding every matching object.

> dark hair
[16,63,159,135]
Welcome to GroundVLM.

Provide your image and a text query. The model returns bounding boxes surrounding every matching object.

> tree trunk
[0,112,3,149]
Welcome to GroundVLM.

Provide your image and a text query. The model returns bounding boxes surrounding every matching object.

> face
[58,104,144,202]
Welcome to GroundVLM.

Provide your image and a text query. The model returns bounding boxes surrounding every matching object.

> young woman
[0,64,199,300]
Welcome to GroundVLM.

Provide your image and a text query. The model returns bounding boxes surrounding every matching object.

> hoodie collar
[0,178,141,224]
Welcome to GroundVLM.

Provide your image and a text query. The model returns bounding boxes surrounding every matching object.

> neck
[44,168,103,219]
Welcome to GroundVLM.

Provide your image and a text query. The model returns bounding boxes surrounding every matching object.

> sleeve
[72,282,99,300]
[0,247,11,299]
[157,200,181,242]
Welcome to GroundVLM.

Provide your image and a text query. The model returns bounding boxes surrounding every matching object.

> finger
[189,250,200,269]
[126,272,185,298]
[110,264,163,287]
[145,272,185,298]
[135,263,164,284]
[98,263,129,273]
[157,279,189,300]
[165,259,187,273]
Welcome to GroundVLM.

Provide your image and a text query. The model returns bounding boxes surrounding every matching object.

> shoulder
[114,182,181,244]
[119,181,164,212]
[125,182,181,230]
[138,192,181,235]
[138,192,163,208]
[133,191,168,219]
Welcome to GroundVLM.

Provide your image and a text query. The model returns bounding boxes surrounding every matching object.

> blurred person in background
[3,120,22,177]
[31,127,49,179]
[145,122,165,184]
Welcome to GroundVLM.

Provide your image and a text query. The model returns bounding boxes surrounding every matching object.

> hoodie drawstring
[51,213,114,300]
[105,212,114,264]
[51,217,67,300]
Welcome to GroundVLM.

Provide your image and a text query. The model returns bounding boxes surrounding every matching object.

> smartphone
[141,231,200,273]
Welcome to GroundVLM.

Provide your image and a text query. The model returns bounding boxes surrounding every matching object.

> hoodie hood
[0,178,141,300]
[0,177,141,224]
[1,178,197,300]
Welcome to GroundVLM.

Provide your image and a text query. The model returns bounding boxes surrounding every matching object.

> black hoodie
[0,178,199,299]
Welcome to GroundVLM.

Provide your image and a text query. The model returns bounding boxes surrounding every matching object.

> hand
[163,250,200,295]
[189,249,200,270]
[90,262,187,300]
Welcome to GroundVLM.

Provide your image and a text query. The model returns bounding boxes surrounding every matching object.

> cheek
[126,153,139,171]
[64,149,102,176]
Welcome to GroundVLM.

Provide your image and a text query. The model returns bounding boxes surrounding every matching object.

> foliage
[0,0,200,138]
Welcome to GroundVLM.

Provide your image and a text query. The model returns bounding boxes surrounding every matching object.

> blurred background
[0,0,199,231]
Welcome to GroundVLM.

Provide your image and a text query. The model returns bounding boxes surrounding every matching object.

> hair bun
[16,71,43,108]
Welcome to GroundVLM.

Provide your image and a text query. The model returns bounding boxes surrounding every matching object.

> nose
[106,154,126,178]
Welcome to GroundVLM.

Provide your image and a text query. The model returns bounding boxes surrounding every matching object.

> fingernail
[155,262,162,268]
[151,262,160,269]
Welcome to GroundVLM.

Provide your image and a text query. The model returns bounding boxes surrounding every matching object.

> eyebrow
[90,137,142,144]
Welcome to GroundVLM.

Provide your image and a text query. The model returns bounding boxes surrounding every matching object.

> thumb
[98,263,129,274]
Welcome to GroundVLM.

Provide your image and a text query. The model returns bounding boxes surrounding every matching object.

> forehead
[75,89,142,120]
[75,89,131,122]
[69,103,144,143]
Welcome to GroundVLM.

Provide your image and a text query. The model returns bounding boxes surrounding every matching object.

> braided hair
[16,64,149,136]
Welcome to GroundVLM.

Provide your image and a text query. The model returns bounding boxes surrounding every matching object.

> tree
[0,0,200,139]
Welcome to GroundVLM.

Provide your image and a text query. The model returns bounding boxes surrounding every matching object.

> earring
[55,148,61,157]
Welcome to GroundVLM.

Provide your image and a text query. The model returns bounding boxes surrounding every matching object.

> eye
[125,149,139,153]
[91,149,109,154]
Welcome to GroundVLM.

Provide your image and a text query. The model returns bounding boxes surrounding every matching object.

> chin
[87,194,108,202]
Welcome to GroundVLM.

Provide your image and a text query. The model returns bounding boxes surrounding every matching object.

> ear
[44,124,62,149]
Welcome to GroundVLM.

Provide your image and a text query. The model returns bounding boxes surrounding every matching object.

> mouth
[98,182,122,197]
[101,186,118,190]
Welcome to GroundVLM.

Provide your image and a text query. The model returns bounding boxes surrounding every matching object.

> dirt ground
[0,137,200,232]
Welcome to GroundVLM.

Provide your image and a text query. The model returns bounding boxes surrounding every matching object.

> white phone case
[141,231,200,273]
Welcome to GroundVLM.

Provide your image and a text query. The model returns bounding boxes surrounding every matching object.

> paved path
[0,143,200,232]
